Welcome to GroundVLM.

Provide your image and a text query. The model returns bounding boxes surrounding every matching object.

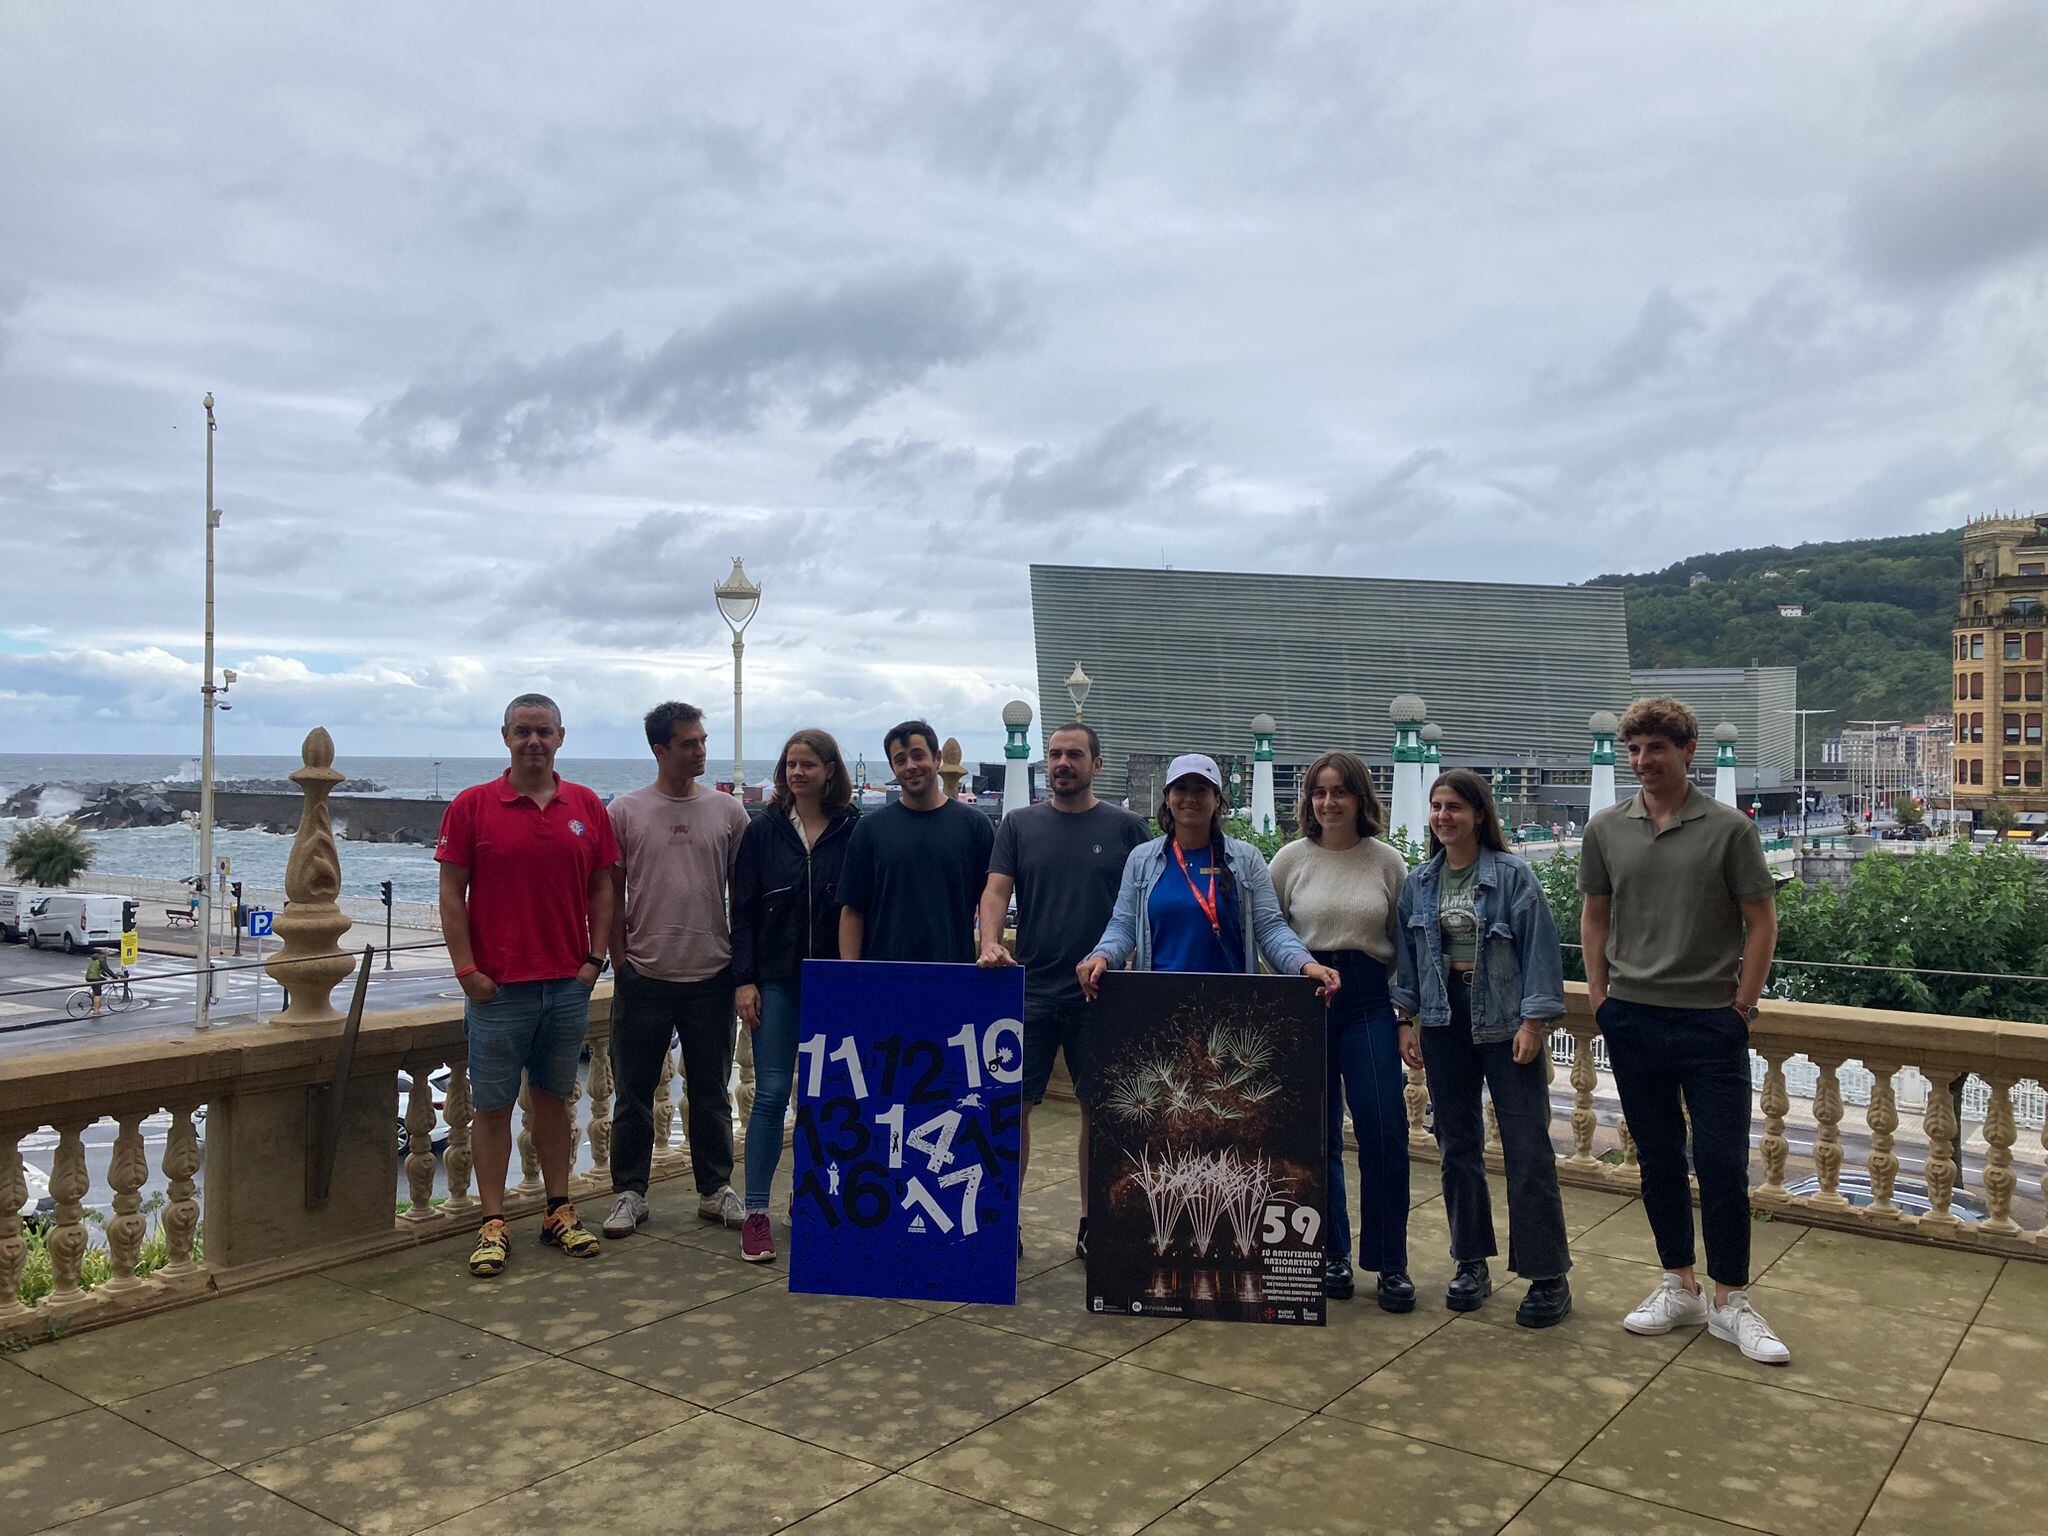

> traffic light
[121,900,139,934]
[380,880,394,907]
[230,880,245,925]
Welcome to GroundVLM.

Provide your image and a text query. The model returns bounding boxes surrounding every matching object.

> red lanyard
[1172,840,1222,936]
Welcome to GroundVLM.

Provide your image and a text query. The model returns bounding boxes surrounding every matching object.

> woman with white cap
[1077,752,1340,995]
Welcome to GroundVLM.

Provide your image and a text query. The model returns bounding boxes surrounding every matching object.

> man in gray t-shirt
[978,722,1147,1260]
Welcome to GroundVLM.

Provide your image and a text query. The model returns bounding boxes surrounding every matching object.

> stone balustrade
[1402,983,2048,1259]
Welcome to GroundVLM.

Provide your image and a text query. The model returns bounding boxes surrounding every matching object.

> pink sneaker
[740,1211,775,1264]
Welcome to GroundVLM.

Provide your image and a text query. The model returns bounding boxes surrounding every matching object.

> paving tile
[1324,1314,1662,1471]
[1974,1257,2048,1339]
[12,1276,407,1402]
[722,1314,1098,1469]
[909,1360,1303,1536]
[423,1412,880,1534]
[568,1283,923,1406]
[1575,1202,1808,1273]
[111,1311,541,1467]
[1751,1225,2002,1321]
[1465,1251,1698,1359]
[1018,1175,1083,1231]
[1122,1286,1456,1410]
[241,1358,695,1535]
[1142,1413,1545,1536]
[788,1475,1071,1534]
[1674,1283,1968,1415]
[0,1407,212,1528]
[1566,1365,1913,1536]
[0,1357,91,1435]
[956,1259,1182,1360]
[1861,1419,2048,1536]
[1924,1321,2048,1445]
[46,1471,352,1533]
[328,1216,774,1351]
[1500,1479,1761,1535]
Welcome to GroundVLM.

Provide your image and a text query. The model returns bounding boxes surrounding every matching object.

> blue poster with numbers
[790,959,1023,1306]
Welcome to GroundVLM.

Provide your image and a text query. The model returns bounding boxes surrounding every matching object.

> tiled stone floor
[3,1102,2045,1535]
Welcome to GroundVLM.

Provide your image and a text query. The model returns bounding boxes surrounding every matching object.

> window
[2005,714,2021,745]
[1971,759,1984,785]
[2028,761,2044,788]
[1957,673,1969,699]
[1957,636,1969,661]
[1972,635,1985,659]
[2005,759,2022,787]
[2022,562,2045,576]
[2007,673,2022,701]
[1956,717,1967,743]
[1974,600,1986,616]
[1971,672,1985,700]
[2030,673,2045,702]
[1972,712,1984,743]
[2029,633,2044,661]
[1973,562,1988,580]
[2007,635,2024,660]
[2029,714,2043,745]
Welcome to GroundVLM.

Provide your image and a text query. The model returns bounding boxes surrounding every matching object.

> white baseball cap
[1164,753,1223,791]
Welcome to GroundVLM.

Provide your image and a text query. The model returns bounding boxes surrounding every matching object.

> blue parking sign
[248,909,274,938]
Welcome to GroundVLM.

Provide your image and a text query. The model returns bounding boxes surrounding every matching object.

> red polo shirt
[435,773,621,984]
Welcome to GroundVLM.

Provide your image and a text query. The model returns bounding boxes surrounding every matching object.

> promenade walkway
[2,1101,2043,1535]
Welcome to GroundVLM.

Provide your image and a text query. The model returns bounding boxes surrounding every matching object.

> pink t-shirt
[608,783,751,983]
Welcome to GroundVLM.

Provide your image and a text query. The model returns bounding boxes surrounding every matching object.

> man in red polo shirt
[438,693,619,1278]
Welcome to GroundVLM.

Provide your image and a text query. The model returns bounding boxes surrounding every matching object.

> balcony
[1,983,2045,1536]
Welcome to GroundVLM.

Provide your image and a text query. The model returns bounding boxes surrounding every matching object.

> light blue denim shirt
[1390,847,1565,1042]
[1088,835,1314,977]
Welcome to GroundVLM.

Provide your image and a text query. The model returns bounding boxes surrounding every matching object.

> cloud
[821,433,980,498]
[362,262,1035,482]
[1537,288,1704,399]
[975,409,1205,521]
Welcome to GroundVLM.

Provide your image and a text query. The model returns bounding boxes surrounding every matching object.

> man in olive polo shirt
[1579,696,1789,1364]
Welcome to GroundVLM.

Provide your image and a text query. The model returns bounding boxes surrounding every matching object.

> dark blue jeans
[1322,951,1409,1274]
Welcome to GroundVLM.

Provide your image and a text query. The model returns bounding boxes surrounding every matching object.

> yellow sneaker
[539,1203,600,1258]
[469,1218,510,1278]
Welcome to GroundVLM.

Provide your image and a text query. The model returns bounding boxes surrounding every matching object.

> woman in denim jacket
[1078,753,1338,992]
[1390,768,1573,1328]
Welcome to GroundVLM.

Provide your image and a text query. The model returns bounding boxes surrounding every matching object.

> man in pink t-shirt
[602,701,752,1239]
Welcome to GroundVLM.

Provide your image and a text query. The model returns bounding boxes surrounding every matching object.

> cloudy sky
[3,3,2044,762]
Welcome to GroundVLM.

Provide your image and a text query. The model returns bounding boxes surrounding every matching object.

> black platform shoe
[1324,1256,1355,1300]
[1446,1259,1492,1312]
[1516,1276,1573,1329]
[1376,1270,1417,1313]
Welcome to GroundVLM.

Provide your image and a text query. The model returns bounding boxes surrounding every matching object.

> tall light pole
[1793,708,1830,846]
[1065,661,1092,721]
[1849,719,1898,828]
[714,558,762,795]
[195,394,223,1030]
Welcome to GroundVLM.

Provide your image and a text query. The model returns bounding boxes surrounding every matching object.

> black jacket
[729,804,861,986]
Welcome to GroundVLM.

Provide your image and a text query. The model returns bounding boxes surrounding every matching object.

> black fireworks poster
[1085,971,1327,1326]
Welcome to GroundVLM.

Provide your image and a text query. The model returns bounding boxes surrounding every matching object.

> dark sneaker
[1516,1276,1573,1330]
[1376,1270,1417,1313]
[740,1211,775,1264]
[1074,1218,1089,1260]
[1324,1256,1355,1300]
[1446,1259,1492,1312]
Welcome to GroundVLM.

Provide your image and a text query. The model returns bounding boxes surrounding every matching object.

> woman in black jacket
[730,727,860,1263]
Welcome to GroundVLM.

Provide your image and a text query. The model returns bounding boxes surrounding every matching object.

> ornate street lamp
[713,558,762,793]
[1065,661,1093,720]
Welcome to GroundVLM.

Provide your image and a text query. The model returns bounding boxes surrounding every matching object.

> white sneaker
[1623,1272,1710,1335]
[698,1185,744,1229]
[603,1191,649,1238]
[1709,1291,1791,1364]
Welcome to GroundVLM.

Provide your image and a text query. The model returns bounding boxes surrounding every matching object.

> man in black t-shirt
[838,719,995,964]
[978,721,1147,1259]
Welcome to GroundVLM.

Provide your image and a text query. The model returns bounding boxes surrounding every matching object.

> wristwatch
[1738,1002,1760,1022]
[585,953,609,974]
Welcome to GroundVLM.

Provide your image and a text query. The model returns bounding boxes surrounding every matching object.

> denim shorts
[464,978,590,1112]
[1022,997,1095,1106]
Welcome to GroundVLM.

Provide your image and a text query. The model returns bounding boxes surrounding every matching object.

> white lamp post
[1389,694,1428,846]
[713,558,762,794]
[1065,661,1092,720]
[1249,713,1277,834]
[1001,701,1033,817]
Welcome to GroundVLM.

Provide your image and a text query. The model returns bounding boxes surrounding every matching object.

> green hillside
[1589,528,1960,722]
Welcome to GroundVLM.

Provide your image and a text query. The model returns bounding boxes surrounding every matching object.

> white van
[23,893,127,952]
[0,888,23,942]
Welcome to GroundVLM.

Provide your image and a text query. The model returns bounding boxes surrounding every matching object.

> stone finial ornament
[939,737,968,801]
[266,728,356,1025]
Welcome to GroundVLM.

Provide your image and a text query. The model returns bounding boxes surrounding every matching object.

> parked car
[22,893,129,953]
[396,1066,452,1157]
[0,887,24,943]
[1784,1173,1989,1222]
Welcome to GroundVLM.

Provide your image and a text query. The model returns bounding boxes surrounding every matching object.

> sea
[0,753,778,904]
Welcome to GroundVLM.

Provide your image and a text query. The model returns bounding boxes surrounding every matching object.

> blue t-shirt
[1147,843,1244,973]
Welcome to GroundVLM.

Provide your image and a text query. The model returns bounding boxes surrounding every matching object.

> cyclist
[83,951,124,1016]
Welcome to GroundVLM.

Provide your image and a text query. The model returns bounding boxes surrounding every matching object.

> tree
[1892,792,1924,828]
[5,819,96,888]
[1985,803,2019,837]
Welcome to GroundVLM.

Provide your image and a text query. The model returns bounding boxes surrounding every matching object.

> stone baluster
[1757,1050,1791,1200]
[1566,1026,1599,1168]
[1864,1061,1903,1219]
[1484,1095,1502,1155]
[1808,1057,1848,1207]
[652,1047,677,1163]
[1403,1063,1430,1149]
[1614,1115,1641,1190]
[565,1055,584,1170]
[2037,1086,2048,1253]
[1921,1063,1962,1230]
[1980,1076,2019,1235]
[441,1065,475,1215]
[586,1041,614,1184]
[43,1123,92,1309]
[157,1103,204,1278]
[402,1060,440,1222]
[515,1082,542,1194]
[0,1130,30,1322]
[99,1112,151,1294]
[737,1020,757,1121]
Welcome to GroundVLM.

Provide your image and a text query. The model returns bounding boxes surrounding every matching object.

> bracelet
[454,964,480,980]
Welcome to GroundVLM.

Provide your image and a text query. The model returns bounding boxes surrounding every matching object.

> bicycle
[65,980,138,1019]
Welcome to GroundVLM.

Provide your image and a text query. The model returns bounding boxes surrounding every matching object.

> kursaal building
[1027,564,1793,823]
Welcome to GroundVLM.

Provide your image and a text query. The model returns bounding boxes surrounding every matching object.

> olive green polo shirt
[1577,787,1775,1009]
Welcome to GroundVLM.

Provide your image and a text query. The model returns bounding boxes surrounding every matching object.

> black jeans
[1598,997,1753,1288]
[610,963,737,1198]
[1420,979,1571,1281]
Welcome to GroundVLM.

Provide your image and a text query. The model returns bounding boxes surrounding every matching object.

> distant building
[1628,665,1797,779]
[1688,572,1709,588]
[1778,603,1806,619]
[1953,514,2048,827]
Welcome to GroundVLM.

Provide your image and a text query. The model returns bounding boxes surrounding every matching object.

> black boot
[1324,1256,1355,1300]
[1376,1270,1417,1313]
[1445,1259,1492,1312]
[1516,1276,1573,1329]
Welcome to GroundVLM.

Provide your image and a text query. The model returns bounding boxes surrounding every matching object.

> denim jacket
[1390,848,1565,1042]
[1089,835,1313,977]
